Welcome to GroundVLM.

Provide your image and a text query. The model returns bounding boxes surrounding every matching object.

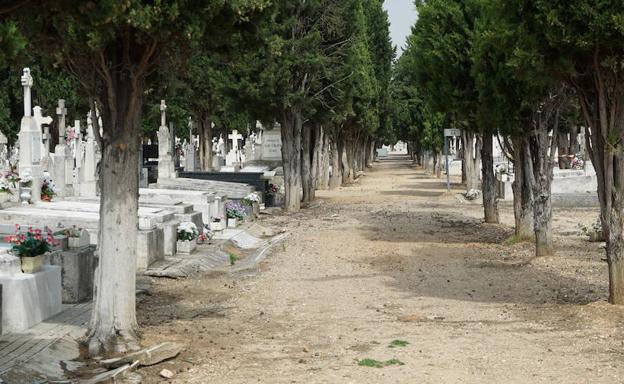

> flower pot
[243,205,255,221]
[176,239,197,254]
[68,236,90,249]
[227,218,238,228]
[0,193,11,205]
[20,254,45,274]
[209,221,225,231]
[41,194,52,202]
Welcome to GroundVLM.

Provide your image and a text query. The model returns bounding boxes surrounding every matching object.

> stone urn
[20,254,45,274]
[227,218,238,228]
[176,239,197,255]
[19,187,32,205]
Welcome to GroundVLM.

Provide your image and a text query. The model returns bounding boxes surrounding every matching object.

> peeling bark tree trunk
[280,108,302,211]
[311,124,322,191]
[511,135,534,238]
[481,134,499,223]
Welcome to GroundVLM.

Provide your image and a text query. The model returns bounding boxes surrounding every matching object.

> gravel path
[139,155,624,383]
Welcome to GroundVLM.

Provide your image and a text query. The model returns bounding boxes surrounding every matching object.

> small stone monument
[225,129,243,171]
[79,111,97,197]
[53,99,73,197]
[18,68,43,203]
[184,117,199,172]
[157,100,176,179]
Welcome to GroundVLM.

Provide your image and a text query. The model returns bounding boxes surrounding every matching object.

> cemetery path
[139,155,624,383]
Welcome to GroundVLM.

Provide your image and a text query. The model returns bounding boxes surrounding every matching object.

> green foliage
[388,340,409,348]
[357,358,405,368]
[229,253,238,266]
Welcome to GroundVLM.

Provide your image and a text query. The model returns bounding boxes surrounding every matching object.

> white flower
[245,192,261,203]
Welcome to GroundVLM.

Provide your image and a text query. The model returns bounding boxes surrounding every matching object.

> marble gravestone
[53,99,74,197]
[18,68,43,203]
[262,129,282,161]
[157,100,176,180]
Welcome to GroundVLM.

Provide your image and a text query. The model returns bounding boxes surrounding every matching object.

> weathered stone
[83,363,134,384]
[100,342,184,369]
[160,369,174,379]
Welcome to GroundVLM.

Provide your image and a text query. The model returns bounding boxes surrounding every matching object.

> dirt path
[140,155,624,383]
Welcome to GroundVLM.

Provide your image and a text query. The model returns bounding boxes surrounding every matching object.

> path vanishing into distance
[139,155,623,383]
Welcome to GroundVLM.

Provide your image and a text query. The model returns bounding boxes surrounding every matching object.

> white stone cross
[187,117,193,144]
[228,130,243,151]
[56,99,67,144]
[21,68,33,117]
[33,106,53,131]
[160,100,167,127]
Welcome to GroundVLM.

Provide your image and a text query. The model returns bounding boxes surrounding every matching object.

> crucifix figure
[56,99,68,145]
[160,100,167,127]
[228,129,243,152]
[21,68,33,117]
[187,117,194,147]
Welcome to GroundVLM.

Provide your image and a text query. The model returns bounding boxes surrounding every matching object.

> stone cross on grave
[56,99,68,145]
[21,68,33,117]
[33,106,53,158]
[160,100,167,127]
[228,130,243,152]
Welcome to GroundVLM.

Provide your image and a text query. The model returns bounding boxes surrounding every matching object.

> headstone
[53,99,73,197]
[184,118,199,171]
[0,130,9,172]
[261,129,282,161]
[157,100,176,180]
[18,68,43,202]
[225,130,243,169]
[79,111,98,196]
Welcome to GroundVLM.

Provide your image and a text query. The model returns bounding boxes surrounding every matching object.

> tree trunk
[433,151,441,178]
[329,130,341,189]
[280,108,302,211]
[199,115,213,171]
[87,75,142,356]
[311,124,322,191]
[511,135,533,238]
[525,102,561,257]
[461,131,481,191]
[481,134,499,223]
[301,123,314,203]
[317,130,330,190]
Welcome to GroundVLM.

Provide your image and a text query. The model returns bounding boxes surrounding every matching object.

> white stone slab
[1,265,63,334]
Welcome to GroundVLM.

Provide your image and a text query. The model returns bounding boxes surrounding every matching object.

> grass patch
[229,253,238,266]
[358,358,405,368]
[388,340,409,348]
[502,234,532,246]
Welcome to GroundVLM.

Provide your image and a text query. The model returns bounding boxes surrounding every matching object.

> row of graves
[0,68,279,335]
[415,130,597,205]
[140,102,285,206]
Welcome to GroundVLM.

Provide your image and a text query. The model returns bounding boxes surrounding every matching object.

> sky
[383,0,418,54]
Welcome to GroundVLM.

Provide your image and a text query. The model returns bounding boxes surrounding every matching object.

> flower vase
[0,193,10,205]
[227,218,238,228]
[19,187,32,205]
[20,254,45,274]
[176,239,197,254]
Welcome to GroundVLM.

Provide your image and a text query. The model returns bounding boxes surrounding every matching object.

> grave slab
[0,266,63,335]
